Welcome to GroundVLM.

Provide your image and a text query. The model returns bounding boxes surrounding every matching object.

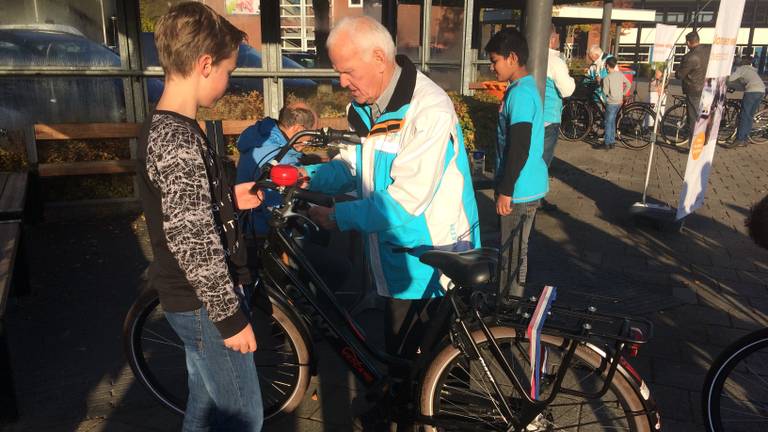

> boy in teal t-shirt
[485,28,548,302]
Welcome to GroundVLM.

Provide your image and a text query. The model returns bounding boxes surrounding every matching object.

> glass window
[0,77,127,128]
[665,9,686,24]
[397,2,422,61]
[284,78,350,125]
[426,65,461,91]
[280,0,377,68]
[655,11,665,23]
[0,0,121,58]
[430,0,464,63]
[139,0,264,68]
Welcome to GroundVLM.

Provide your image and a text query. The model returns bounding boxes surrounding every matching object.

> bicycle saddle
[419,247,498,288]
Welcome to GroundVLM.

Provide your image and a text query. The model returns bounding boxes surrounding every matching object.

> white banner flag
[676,0,746,220]
[652,24,677,63]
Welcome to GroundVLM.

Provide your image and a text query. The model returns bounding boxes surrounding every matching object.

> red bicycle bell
[270,164,300,187]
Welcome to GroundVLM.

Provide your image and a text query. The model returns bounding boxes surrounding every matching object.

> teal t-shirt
[495,74,548,203]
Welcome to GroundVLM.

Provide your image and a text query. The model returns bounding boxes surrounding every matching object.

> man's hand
[297,167,310,189]
[223,323,258,353]
[496,193,513,216]
[234,182,264,210]
[309,205,338,230]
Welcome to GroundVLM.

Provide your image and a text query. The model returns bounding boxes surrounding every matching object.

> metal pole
[420,0,432,73]
[380,0,398,41]
[747,0,758,52]
[460,0,476,95]
[601,0,613,53]
[99,0,108,45]
[614,22,622,55]
[524,0,553,100]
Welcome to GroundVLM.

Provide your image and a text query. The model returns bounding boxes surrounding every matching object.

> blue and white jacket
[305,56,481,299]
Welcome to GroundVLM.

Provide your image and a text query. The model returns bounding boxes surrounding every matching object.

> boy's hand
[224,323,258,353]
[496,194,513,216]
[309,205,338,230]
[234,182,264,210]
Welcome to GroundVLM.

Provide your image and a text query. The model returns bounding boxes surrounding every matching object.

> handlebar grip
[324,128,363,144]
[294,189,335,207]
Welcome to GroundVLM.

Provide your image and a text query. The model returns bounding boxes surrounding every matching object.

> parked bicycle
[702,327,768,431]
[560,81,655,150]
[661,92,768,147]
[124,127,662,431]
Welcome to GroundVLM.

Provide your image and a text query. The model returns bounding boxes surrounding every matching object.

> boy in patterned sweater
[135,3,264,431]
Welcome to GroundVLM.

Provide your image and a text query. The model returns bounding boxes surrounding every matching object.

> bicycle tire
[748,109,768,145]
[618,104,654,150]
[419,327,656,432]
[560,99,593,141]
[717,101,740,145]
[123,286,312,421]
[661,102,691,145]
[702,327,768,432]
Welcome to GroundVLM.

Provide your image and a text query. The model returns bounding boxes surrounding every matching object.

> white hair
[326,16,396,62]
[588,45,603,57]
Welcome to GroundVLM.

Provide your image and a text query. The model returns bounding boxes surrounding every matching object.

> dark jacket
[235,117,302,236]
[676,44,711,96]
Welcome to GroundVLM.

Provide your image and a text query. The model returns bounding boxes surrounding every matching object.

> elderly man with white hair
[305,15,480,424]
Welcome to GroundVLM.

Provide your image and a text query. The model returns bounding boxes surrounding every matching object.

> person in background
[585,45,613,84]
[602,57,630,150]
[236,105,317,237]
[727,55,766,147]
[540,24,575,212]
[675,31,711,147]
[485,28,548,302]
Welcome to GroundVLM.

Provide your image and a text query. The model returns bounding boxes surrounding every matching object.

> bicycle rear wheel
[618,104,655,150]
[749,109,768,144]
[419,327,656,431]
[661,102,690,145]
[717,101,740,144]
[560,99,592,141]
[123,286,312,421]
[702,328,768,432]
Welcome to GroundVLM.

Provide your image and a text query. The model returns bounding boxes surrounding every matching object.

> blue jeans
[542,123,560,167]
[165,299,263,432]
[604,104,621,145]
[498,201,539,299]
[737,92,764,141]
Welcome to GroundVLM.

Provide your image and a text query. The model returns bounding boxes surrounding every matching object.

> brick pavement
[1,133,767,431]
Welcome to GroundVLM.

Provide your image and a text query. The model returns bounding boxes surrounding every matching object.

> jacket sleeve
[496,123,531,196]
[676,53,696,80]
[146,126,247,339]
[553,58,576,98]
[306,144,358,195]
[334,111,453,233]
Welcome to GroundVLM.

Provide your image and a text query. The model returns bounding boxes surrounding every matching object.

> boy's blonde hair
[154,2,246,78]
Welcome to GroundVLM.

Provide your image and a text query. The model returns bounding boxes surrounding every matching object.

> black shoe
[736,140,748,147]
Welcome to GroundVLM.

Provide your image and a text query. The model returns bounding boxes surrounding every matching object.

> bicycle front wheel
[703,328,768,432]
[560,99,593,141]
[618,104,655,150]
[419,327,655,431]
[123,286,312,421]
[749,109,768,144]
[661,103,690,145]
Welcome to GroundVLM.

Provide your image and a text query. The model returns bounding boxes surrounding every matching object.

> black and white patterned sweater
[137,110,251,339]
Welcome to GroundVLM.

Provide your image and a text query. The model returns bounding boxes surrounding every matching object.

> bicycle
[660,92,752,147]
[124,127,662,430]
[560,82,655,150]
[702,327,768,431]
